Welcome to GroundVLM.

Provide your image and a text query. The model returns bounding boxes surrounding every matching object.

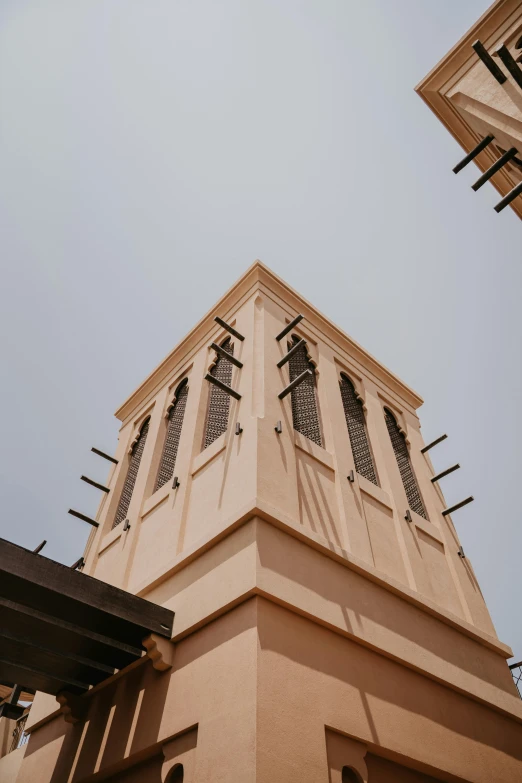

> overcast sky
[1,0,520,663]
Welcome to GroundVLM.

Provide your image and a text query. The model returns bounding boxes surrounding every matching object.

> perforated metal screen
[155,381,188,492]
[339,376,378,485]
[385,409,427,519]
[287,337,322,447]
[113,418,150,528]
[204,338,234,448]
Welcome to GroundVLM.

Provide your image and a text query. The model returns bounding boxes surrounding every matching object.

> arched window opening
[204,338,234,448]
[339,374,378,485]
[342,767,362,783]
[167,764,184,782]
[113,417,150,528]
[155,380,189,492]
[287,335,322,447]
[385,408,427,519]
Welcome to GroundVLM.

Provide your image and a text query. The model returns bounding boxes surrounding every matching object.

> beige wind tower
[416,0,522,218]
[0,262,521,783]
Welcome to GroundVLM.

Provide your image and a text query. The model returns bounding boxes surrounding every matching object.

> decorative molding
[56,691,87,724]
[128,412,153,455]
[143,633,175,671]
[338,369,368,413]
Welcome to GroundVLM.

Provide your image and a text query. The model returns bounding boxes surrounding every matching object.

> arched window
[167,764,184,782]
[342,767,362,783]
[113,417,150,528]
[339,374,378,485]
[287,335,322,447]
[384,408,427,519]
[154,380,189,492]
[204,338,234,448]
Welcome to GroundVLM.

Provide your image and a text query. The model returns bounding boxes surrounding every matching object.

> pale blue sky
[1,0,520,662]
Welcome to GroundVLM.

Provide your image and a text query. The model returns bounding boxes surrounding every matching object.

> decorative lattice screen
[339,375,378,485]
[204,338,234,448]
[287,336,322,447]
[385,409,427,519]
[113,417,150,528]
[155,381,189,492]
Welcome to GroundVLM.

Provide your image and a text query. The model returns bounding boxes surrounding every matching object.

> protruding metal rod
[278,369,312,399]
[442,497,474,517]
[68,509,100,527]
[210,342,243,368]
[431,464,460,483]
[457,545,466,559]
[275,421,282,434]
[91,447,118,464]
[172,476,180,489]
[204,373,241,400]
[277,338,306,368]
[347,470,355,483]
[453,135,495,174]
[471,147,518,191]
[123,519,131,531]
[235,422,243,435]
[33,540,47,554]
[275,314,304,341]
[421,434,448,453]
[80,475,110,493]
[70,557,85,570]
[405,510,412,523]
[494,180,522,212]
[214,316,244,341]
[472,40,507,84]
[496,44,522,89]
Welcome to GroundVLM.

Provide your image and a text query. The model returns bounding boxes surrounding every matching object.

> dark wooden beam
[204,374,241,400]
[453,135,494,174]
[421,434,447,453]
[472,40,507,84]
[442,497,474,517]
[80,476,110,493]
[431,464,460,483]
[91,447,118,465]
[277,338,306,368]
[210,342,243,368]
[471,147,518,191]
[278,369,312,399]
[68,509,99,528]
[0,596,142,670]
[1,628,114,687]
[0,657,88,696]
[0,538,174,638]
[275,314,304,341]
[214,317,245,341]
[494,180,522,212]
[496,45,522,90]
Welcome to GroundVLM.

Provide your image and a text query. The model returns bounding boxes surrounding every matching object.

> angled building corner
[416,0,522,218]
[0,260,521,783]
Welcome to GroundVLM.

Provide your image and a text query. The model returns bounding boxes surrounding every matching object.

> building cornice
[115,260,423,423]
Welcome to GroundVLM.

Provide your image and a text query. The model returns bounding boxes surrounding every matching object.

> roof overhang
[0,538,174,697]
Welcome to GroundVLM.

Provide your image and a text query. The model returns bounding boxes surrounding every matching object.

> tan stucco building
[417,0,522,218]
[1,262,521,782]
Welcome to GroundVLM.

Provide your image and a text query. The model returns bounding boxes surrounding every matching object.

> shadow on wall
[258,597,522,760]
[257,521,516,695]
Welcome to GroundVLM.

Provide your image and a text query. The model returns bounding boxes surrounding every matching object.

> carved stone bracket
[56,691,87,724]
[143,633,176,671]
